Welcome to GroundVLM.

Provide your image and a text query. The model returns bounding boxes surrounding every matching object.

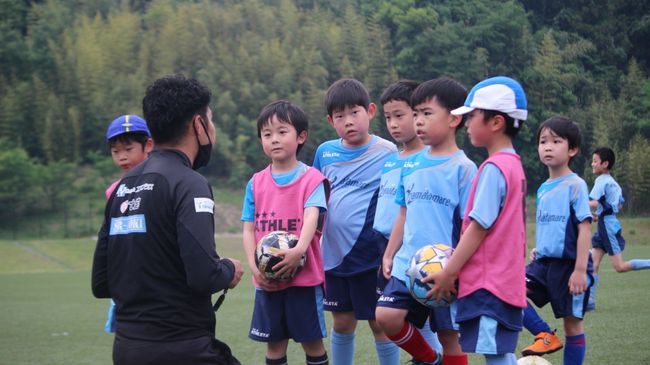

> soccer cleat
[408,351,443,365]
[521,331,563,356]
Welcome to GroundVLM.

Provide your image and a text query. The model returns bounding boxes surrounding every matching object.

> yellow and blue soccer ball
[405,243,455,308]
[255,230,305,281]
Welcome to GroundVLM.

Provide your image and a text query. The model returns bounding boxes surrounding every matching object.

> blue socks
[330,331,355,365]
[485,353,517,365]
[418,325,442,352]
[630,259,650,270]
[375,340,400,365]
[523,302,551,335]
[564,333,586,365]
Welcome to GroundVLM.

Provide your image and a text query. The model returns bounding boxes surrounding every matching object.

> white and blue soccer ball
[405,243,455,308]
[255,230,305,281]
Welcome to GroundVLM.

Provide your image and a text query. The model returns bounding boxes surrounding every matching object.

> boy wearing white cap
[424,76,528,365]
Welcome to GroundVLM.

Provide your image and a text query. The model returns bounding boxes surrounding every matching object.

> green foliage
[1,0,650,235]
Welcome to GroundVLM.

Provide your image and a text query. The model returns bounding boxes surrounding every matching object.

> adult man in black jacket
[92,74,244,365]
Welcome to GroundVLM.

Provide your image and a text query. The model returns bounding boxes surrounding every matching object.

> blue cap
[106,115,151,141]
[451,76,527,127]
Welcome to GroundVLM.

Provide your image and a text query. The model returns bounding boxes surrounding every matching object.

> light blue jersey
[392,150,477,282]
[313,135,397,275]
[589,173,624,234]
[241,162,327,222]
[373,149,426,238]
[536,173,592,260]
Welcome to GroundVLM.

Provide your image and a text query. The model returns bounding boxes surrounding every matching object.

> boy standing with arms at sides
[376,77,476,365]
[241,100,330,365]
[103,114,153,333]
[427,76,528,365]
[372,80,440,363]
[588,146,650,309]
[313,79,397,365]
[523,117,593,365]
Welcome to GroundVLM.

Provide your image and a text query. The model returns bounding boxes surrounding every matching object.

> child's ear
[490,114,506,132]
[144,138,154,154]
[326,114,334,126]
[569,146,579,158]
[449,113,462,129]
[297,130,308,144]
[367,103,377,119]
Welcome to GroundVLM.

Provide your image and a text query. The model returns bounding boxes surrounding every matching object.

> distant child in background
[522,117,592,365]
[372,80,440,363]
[313,79,397,365]
[427,76,528,365]
[241,100,330,365]
[103,114,153,332]
[587,146,650,309]
[376,77,476,365]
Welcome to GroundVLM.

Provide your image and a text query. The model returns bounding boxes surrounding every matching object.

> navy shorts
[592,218,626,255]
[526,258,593,319]
[456,290,523,355]
[376,277,430,328]
[249,286,327,343]
[324,270,378,320]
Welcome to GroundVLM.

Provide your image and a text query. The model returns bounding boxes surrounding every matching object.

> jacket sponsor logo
[120,197,142,213]
[109,214,146,235]
[115,183,154,197]
[194,197,214,214]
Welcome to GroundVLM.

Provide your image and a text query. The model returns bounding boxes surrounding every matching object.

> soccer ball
[255,230,305,281]
[405,243,455,308]
[517,356,552,365]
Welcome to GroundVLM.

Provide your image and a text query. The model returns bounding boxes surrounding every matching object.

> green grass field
[1,218,650,364]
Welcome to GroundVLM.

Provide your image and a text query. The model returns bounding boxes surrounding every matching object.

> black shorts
[113,335,238,365]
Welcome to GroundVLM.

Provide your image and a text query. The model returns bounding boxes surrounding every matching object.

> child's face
[537,128,577,170]
[110,139,152,172]
[383,100,416,144]
[591,153,608,175]
[327,104,375,147]
[413,97,458,147]
[260,116,306,164]
[464,110,492,148]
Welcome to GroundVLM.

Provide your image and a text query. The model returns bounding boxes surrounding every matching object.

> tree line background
[1,0,650,236]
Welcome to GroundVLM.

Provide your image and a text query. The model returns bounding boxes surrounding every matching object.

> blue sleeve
[468,163,506,229]
[459,165,477,219]
[305,182,327,211]
[240,178,255,222]
[589,178,605,201]
[573,181,592,222]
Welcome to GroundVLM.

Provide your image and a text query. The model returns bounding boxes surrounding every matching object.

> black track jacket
[92,149,235,341]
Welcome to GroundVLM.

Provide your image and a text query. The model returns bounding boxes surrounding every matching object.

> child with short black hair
[102,114,153,333]
[313,78,398,365]
[376,77,476,365]
[427,76,529,365]
[587,146,650,310]
[522,116,593,365]
[242,100,330,365]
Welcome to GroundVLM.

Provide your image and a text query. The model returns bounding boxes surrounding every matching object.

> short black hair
[108,132,150,149]
[536,116,582,150]
[325,78,371,116]
[142,74,212,145]
[380,80,419,106]
[482,110,522,138]
[411,77,468,131]
[257,100,309,154]
[593,146,616,170]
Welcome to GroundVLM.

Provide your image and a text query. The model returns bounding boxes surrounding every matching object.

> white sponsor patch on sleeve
[194,197,215,214]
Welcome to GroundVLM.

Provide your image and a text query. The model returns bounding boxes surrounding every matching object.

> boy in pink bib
[241,100,330,365]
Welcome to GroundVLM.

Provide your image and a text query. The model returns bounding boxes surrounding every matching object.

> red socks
[387,321,438,362]
[443,354,468,365]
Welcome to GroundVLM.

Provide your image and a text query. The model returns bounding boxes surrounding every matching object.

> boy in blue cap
[103,114,153,332]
